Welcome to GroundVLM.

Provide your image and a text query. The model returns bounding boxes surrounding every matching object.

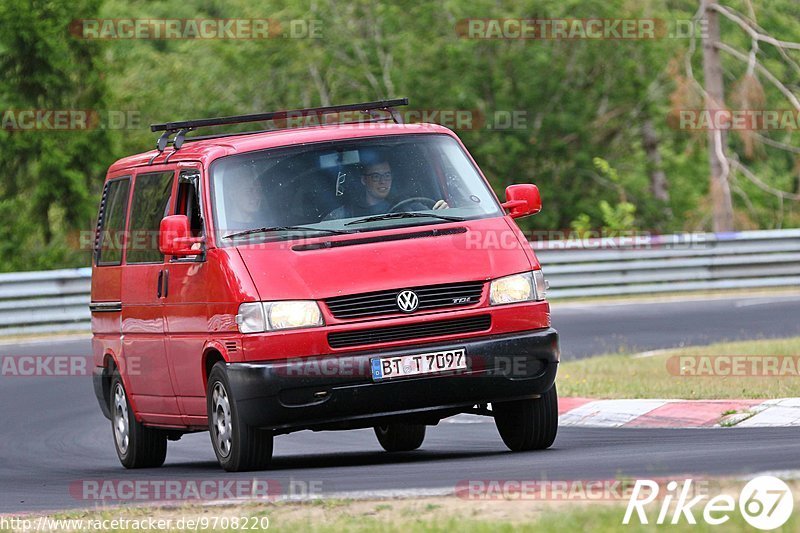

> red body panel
[236,217,532,302]
[163,247,255,421]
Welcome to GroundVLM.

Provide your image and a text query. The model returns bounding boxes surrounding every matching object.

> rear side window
[95,177,130,266]
[127,171,174,264]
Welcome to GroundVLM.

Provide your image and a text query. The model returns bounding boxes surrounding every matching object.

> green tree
[0,0,110,270]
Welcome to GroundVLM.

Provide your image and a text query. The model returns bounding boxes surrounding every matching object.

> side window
[127,171,174,264]
[174,169,205,260]
[95,177,130,266]
[175,169,204,237]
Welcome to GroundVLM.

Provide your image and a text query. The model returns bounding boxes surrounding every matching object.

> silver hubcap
[212,382,233,458]
[113,383,129,454]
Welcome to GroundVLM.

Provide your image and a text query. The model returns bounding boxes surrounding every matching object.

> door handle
[157,270,163,298]
[163,269,169,298]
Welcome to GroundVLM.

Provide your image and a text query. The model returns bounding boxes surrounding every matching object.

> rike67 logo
[624,476,794,530]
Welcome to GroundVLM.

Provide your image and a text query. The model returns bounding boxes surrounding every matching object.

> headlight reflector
[236,300,324,333]
[490,272,534,305]
[266,301,323,330]
[490,270,547,305]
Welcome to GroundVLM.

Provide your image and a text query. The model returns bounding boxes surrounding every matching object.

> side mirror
[501,184,542,218]
[159,215,204,256]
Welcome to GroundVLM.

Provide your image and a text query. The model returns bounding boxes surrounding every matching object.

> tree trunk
[641,118,670,204]
[701,0,735,231]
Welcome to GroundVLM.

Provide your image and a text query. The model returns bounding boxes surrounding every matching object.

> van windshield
[210,134,503,241]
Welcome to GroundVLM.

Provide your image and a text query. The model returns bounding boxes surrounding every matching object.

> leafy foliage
[0,0,799,271]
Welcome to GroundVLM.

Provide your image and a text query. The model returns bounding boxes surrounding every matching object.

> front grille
[325,281,485,319]
[328,315,491,349]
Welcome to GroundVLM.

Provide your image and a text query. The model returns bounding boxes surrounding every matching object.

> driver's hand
[433,200,449,210]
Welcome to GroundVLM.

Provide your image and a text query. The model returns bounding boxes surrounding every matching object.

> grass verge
[559,336,800,399]
[4,486,799,533]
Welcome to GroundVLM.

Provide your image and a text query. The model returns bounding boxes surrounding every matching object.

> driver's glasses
[364,172,392,183]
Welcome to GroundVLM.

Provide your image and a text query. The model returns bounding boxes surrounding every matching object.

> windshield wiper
[224,225,355,239]
[344,212,465,226]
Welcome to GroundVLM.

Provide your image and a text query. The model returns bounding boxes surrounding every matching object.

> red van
[91,99,559,472]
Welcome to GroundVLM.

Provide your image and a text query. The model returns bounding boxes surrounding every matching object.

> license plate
[371,348,467,381]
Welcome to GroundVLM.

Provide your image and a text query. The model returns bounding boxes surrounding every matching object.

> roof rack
[149,98,409,158]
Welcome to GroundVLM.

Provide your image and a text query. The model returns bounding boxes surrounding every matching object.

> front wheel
[207,362,273,472]
[493,384,558,452]
[374,423,426,452]
[110,373,167,468]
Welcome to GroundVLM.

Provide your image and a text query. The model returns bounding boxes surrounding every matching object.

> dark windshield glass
[210,134,502,241]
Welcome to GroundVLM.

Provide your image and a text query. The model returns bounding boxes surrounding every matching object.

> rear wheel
[110,373,167,468]
[207,362,273,472]
[374,423,426,452]
[493,384,558,452]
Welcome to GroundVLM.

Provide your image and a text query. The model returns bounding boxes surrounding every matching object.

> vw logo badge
[396,290,420,313]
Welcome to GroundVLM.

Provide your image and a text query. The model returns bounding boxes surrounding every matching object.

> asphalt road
[554,293,800,358]
[1,293,799,513]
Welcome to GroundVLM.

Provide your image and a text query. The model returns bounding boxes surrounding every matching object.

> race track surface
[2,293,799,513]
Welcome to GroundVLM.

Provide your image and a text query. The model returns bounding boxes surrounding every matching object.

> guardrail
[534,228,800,298]
[0,268,92,336]
[0,229,797,335]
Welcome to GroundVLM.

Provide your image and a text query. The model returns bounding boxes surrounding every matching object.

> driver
[326,156,448,219]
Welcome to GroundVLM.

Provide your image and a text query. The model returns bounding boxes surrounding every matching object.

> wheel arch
[202,342,230,389]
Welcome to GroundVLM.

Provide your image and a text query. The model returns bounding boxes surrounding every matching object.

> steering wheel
[389,197,438,213]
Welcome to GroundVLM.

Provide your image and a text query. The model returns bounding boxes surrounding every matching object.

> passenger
[224,164,269,232]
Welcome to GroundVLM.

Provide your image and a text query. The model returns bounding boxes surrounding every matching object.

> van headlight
[236,301,324,333]
[266,301,324,330]
[489,271,546,305]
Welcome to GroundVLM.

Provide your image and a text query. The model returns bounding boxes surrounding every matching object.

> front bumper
[227,327,559,433]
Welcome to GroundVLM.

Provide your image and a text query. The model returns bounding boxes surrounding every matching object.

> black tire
[207,362,273,472]
[110,373,167,469]
[493,384,558,452]
[374,423,426,452]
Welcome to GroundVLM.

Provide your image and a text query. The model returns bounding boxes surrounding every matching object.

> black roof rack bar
[173,115,395,144]
[150,98,409,133]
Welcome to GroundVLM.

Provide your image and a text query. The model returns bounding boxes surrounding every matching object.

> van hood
[236,217,535,300]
